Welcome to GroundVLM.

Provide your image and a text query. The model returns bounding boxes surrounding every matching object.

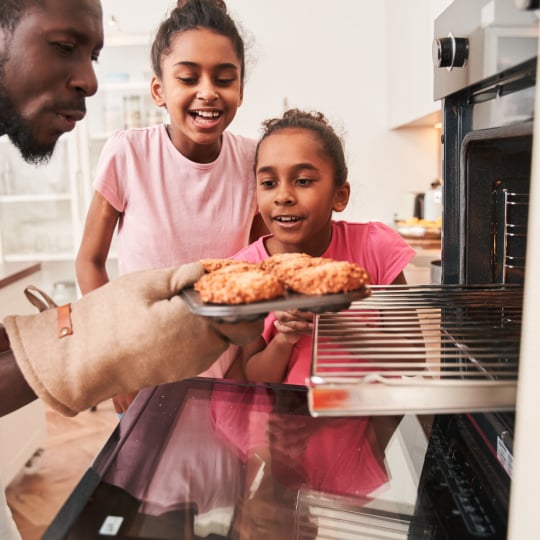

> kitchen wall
[101,0,444,224]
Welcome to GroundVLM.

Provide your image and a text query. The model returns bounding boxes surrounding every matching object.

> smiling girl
[231,108,415,384]
[76,0,266,412]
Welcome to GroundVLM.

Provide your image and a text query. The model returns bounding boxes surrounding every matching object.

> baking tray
[180,287,371,323]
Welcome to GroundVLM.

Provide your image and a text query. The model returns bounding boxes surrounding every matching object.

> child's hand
[272,309,314,344]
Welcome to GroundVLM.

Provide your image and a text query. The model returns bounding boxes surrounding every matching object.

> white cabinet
[386,0,453,128]
[0,134,83,263]
[0,263,47,486]
[0,32,162,266]
[79,32,165,216]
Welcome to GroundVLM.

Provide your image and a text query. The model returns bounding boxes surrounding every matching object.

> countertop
[0,261,41,290]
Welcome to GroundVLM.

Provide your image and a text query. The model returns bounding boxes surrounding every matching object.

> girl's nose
[69,60,98,97]
[274,185,295,206]
[197,79,219,102]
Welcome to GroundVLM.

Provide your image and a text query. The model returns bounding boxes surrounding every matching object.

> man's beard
[0,75,55,165]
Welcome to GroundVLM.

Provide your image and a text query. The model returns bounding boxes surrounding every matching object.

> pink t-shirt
[209,221,406,499]
[94,125,258,275]
[94,125,257,377]
[232,220,416,385]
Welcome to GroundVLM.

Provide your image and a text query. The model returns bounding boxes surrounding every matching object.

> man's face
[0,0,103,164]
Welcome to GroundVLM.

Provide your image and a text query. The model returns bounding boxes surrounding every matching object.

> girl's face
[150,27,243,163]
[256,128,350,256]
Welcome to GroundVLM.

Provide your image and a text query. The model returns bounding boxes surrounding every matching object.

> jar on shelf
[52,280,78,306]
[146,107,164,126]
[123,95,142,129]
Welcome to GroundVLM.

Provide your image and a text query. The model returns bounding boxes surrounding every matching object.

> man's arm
[2,264,263,417]
[0,351,37,416]
[0,324,37,416]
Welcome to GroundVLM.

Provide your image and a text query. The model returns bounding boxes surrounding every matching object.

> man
[0,0,261,417]
[0,1,261,537]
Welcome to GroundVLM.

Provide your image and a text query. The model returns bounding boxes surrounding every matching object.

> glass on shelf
[0,138,70,196]
[123,95,142,129]
[1,198,73,259]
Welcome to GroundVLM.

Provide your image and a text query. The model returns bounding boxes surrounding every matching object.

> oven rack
[295,489,412,539]
[308,284,522,416]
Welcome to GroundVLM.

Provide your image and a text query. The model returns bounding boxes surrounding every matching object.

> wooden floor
[5,402,118,540]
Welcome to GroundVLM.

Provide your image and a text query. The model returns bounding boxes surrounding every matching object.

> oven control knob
[433,34,469,70]
[514,0,540,10]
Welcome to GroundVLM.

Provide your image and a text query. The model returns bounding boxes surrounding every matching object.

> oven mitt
[3,262,263,417]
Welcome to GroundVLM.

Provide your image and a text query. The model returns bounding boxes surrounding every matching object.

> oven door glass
[43,379,448,540]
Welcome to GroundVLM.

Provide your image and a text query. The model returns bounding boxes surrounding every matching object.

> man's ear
[333,182,351,212]
[150,76,166,107]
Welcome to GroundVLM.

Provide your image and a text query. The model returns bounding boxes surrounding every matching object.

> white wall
[101,0,441,224]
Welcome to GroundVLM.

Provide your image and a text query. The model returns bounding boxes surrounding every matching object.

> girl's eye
[178,76,197,84]
[296,177,313,186]
[259,179,276,189]
[216,78,235,86]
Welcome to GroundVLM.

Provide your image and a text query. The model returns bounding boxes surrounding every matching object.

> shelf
[100,81,150,92]
[88,131,115,141]
[3,252,75,262]
[0,193,71,203]
[104,32,153,47]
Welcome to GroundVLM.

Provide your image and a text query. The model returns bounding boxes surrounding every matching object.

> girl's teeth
[196,111,219,118]
[277,216,299,222]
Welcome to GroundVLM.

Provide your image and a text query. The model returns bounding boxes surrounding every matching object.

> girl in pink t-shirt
[76,0,266,414]
[234,108,415,384]
[211,109,414,501]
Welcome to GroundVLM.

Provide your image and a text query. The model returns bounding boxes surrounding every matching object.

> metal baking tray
[180,287,371,323]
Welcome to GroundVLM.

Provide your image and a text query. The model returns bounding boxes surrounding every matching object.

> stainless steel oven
[305,1,538,538]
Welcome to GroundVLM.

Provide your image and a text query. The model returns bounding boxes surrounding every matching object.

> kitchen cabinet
[78,31,165,225]
[0,31,162,266]
[0,262,47,487]
[386,0,453,128]
[0,134,82,263]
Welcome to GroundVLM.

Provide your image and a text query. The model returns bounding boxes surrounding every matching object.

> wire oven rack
[308,284,522,416]
[294,489,412,539]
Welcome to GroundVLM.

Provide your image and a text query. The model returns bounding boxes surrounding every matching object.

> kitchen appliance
[419,1,536,536]
[305,0,538,538]
[44,379,433,540]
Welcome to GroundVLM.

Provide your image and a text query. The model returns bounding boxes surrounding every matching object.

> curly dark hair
[256,109,349,187]
[151,0,245,81]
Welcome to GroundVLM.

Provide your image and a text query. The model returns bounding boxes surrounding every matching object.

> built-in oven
[305,1,538,538]
[423,2,537,538]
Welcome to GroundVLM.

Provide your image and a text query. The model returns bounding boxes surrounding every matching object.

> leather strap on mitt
[3,262,262,416]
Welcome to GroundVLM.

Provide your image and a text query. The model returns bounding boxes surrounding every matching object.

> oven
[426,2,537,538]
[306,1,538,538]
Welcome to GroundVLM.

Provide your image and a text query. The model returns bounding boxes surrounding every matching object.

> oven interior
[462,124,531,285]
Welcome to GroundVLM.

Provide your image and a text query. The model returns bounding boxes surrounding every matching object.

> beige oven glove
[3,262,263,417]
